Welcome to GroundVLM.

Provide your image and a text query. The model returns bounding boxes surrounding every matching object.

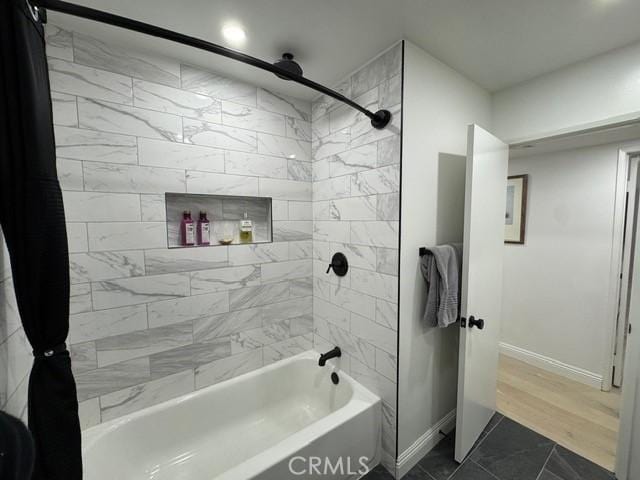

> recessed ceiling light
[222,23,246,46]
[288,154,296,159]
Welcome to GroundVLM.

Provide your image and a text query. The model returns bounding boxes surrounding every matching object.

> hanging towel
[420,243,463,327]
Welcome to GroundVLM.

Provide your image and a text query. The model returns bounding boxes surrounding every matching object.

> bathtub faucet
[318,347,342,366]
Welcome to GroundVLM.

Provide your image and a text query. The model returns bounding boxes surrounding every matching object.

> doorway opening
[496,129,640,473]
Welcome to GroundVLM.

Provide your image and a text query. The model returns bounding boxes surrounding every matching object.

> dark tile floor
[364,414,616,480]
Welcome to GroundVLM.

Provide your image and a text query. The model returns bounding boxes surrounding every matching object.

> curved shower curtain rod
[29,0,393,129]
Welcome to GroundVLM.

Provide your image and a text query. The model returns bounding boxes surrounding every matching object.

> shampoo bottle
[197,211,210,245]
[181,210,195,246]
[239,211,253,243]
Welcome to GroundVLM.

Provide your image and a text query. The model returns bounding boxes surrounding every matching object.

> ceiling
[49,0,640,100]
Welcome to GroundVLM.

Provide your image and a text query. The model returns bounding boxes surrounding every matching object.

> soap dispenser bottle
[239,211,253,243]
[180,210,195,246]
[197,211,210,246]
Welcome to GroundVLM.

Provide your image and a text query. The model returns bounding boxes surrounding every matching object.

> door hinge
[629,323,633,335]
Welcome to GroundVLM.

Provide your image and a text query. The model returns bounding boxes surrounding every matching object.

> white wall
[493,41,640,143]
[502,143,621,382]
[397,41,491,466]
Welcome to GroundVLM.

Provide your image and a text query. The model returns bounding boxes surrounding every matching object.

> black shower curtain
[0,0,82,478]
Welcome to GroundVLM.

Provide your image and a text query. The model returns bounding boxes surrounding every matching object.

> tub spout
[319,347,341,366]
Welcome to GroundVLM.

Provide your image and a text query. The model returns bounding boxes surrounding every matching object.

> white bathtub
[82,351,382,480]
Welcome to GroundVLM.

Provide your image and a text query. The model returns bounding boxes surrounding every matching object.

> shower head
[273,53,303,79]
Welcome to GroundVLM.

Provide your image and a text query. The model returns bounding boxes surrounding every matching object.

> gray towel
[420,243,463,328]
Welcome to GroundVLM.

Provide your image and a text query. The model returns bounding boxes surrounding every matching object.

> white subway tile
[195,349,262,389]
[377,135,401,167]
[313,221,350,243]
[57,158,83,191]
[375,348,397,381]
[271,200,288,220]
[377,247,398,276]
[332,287,376,320]
[138,138,225,172]
[350,164,400,196]
[133,79,221,123]
[92,273,190,309]
[54,126,137,164]
[140,195,166,222]
[222,101,285,136]
[375,299,398,331]
[225,151,287,179]
[186,171,259,196]
[272,221,313,242]
[74,33,180,87]
[83,163,185,194]
[288,160,312,182]
[329,143,377,177]
[181,65,257,106]
[67,223,89,253]
[45,25,73,61]
[257,133,311,162]
[78,97,182,142]
[263,334,312,364]
[257,89,311,121]
[350,221,399,248]
[313,297,350,330]
[330,196,377,221]
[313,131,350,160]
[190,265,261,294]
[144,247,228,275]
[70,251,145,284]
[68,305,147,344]
[70,283,93,314]
[51,92,78,127]
[351,313,396,354]
[148,291,229,328]
[101,370,194,422]
[63,192,141,222]
[330,242,377,271]
[78,398,101,430]
[261,259,312,283]
[259,178,311,201]
[288,202,312,220]
[49,58,133,104]
[350,268,398,303]
[312,176,350,201]
[285,117,312,141]
[88,222,166,251]
[228,243,288,266]
[183,118,257,153]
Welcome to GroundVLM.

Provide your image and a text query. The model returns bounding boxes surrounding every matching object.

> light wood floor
[497,354,621,471]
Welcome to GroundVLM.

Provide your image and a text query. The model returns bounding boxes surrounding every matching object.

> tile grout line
[443,414,504,480]
[470,459,502,480]
[534,444,557,480]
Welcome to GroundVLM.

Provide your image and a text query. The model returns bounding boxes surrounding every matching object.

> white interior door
[616,162,640,479]
[614,156,640,387]
[455,124,509,462]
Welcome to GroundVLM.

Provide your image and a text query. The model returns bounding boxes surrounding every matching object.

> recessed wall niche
[165,193,272,248]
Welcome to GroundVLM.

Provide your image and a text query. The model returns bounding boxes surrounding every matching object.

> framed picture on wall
[505,174,528,244]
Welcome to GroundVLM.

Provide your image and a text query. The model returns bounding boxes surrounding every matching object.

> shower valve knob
[326,252,349,277]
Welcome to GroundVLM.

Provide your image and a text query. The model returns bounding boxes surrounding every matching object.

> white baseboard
[499,342,603,389]
[395,409,456,478]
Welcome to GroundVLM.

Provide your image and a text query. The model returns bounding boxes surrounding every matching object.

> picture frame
[505,174,528,244]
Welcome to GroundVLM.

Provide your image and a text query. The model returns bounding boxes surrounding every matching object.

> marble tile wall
[1,231,30,422]
[32,24,313,429]
[311,43,402,474]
